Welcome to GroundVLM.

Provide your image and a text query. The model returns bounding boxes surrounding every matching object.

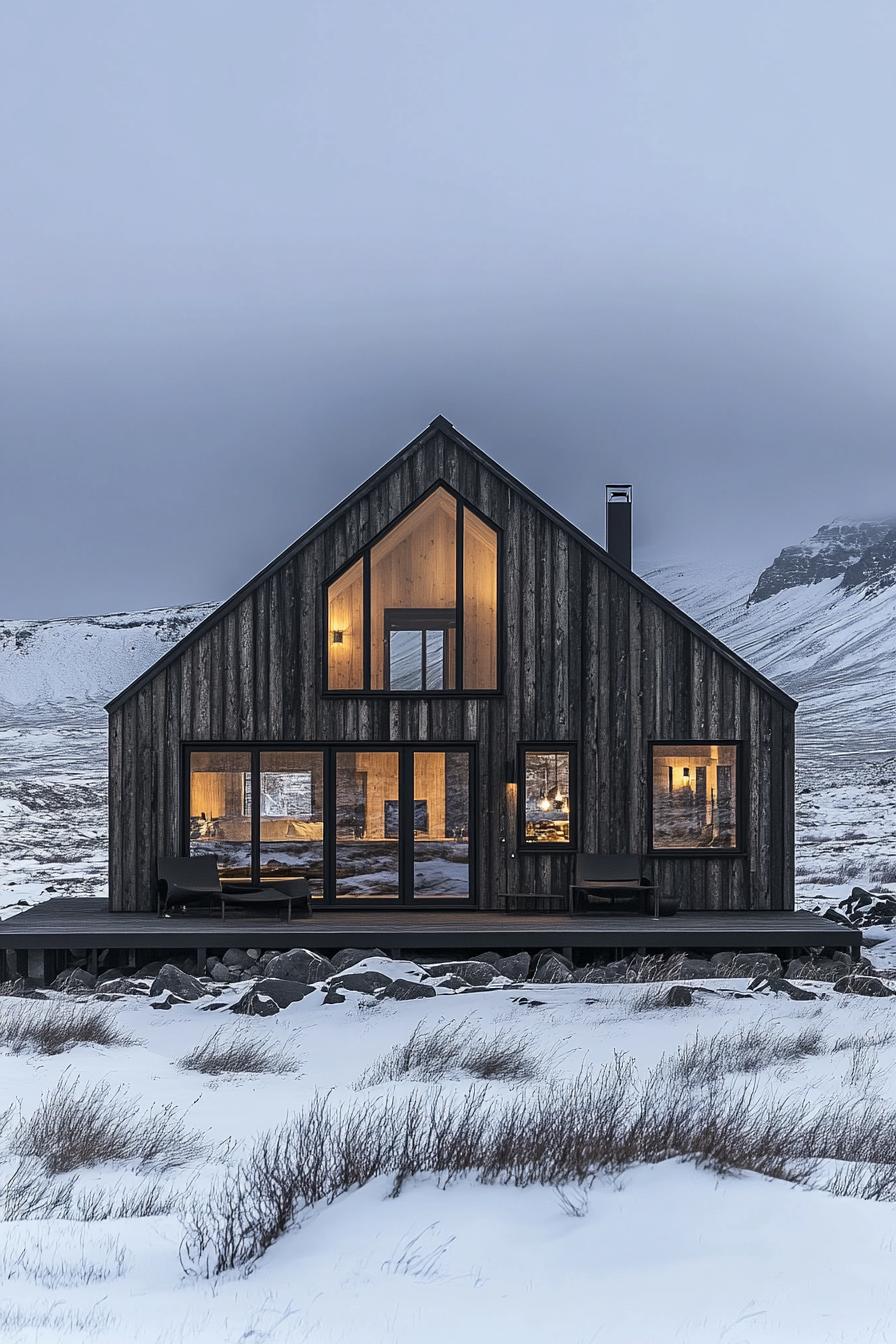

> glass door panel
[335,750,401,900]
[412,750,471,900]
[258,751,325,897]
[188,750,253,880]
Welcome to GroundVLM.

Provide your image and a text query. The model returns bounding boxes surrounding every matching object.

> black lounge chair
[569,854,666,919]
[156,857,311,921]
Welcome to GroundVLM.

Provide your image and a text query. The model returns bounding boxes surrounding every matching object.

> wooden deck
[0,898,861,959]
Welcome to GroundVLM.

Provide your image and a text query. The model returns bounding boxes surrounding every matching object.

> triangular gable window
[325,485,500,693]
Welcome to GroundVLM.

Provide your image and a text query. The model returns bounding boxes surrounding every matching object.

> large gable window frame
[322,481,503,696]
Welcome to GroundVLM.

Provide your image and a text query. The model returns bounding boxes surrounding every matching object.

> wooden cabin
[105,417,796,916]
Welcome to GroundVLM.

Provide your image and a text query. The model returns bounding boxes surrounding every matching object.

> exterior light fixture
[332,629,344,644]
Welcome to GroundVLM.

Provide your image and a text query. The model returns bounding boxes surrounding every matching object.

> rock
[710,951,735,971]
[149,964,206,1001]
[135,961,164,978]
[150,991,188,1010]
[823,908,856,928]
[50,967,96,992]
[729,953,783,979]
[845,886,875,912]
[748,975,818,1000]
[604,958,631,982]
[331,947,387,973]
[253,978,316,1008]
[573,964,609,983]
[536,948,573,972]
[435,975,468,991]
[246,948,262,961]
[323,988,346,1004]
[530,954,573,984]
[424,960,497,986]
[95,977,148,996]
[833,975,896,998]
[379,979,437,1001]
[663,985,694,1007]
[210,963,240,984]
[222,948,256,971]
[472,952,502,967]
[96,966,136,985]
[786,957,842,982]
[493,951,530,981]
[1,979,48,1000]
[328,971,391,995]
[231,990,280,1016]
[263,949,335,983]
[668,957,714,981]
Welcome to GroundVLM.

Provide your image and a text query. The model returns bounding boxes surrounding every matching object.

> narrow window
[650,743,740,851]
[327,557,364,690]
[257,751,325,897]
[518,745,575,849]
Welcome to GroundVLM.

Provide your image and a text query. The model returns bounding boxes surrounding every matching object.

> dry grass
[656,1024,825,1084]
[178,1026,299,1076]
[0,1002,136,1055]
[11,1077,206,1174]
[358,1018,546,1087]
[0,1235,128,1287]
[0,1158,178,1220]
[183,1054,896,1275]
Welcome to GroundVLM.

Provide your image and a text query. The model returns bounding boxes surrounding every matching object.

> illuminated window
[324,486,500,692]
[188,750,252,881]
[650,743,740,851]
[518,745,574,849]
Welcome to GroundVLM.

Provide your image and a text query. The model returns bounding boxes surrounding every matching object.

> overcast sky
[3,2,896,619]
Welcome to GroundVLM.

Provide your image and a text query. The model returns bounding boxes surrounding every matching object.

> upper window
[650,742,740,852]
[325,485,500,693]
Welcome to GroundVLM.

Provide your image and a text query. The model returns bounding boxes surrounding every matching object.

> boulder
[663,985,693,1007]
[379,979,437,1001]
[246,948,262,961]
[328,971,391,995]
[323,988,346,1004]
[231,990,280,1016]
[493,951,530,981]
[530,954,573,985]
[604,958,631,982]
[222,948,257,971]
[331,947,387,973]
[424,960,497,986]
[573,964,609,983]
[536,948,573,972]
[210,962,240,984]
[472,952,502,967]
[668,957,714,981]
[136,961,164,978]
[833,975,896,998]
[729,952,783,979]
[435,975,468,991]
[150,991,188,1010]
[1,979,48,1000]
[748,975,818,1000]
[97,966,136,985]
[263,949,335,983]
[710,951,735,971]
[96,977,148,996]
[50,967,96,993]
[823,908,857,928]
[149,964,206,1001]
[253,978,316,1008]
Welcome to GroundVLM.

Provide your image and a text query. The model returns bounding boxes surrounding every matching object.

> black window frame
[516,741,577,852]
[322,480,504,697]
[647,739,745,858]
[383,608,457,692]
[182,740,478,908]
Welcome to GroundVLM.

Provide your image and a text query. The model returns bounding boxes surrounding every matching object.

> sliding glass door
[185,744,474,906]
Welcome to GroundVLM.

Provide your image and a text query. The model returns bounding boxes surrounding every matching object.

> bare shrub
[0,1235,128,1287]
[178,1026,299,1076]
[0,1158,177,1221]
[0,1002,136,1055]
[869,859,896,885]
[12,1077,205,1174]
[359,1018,545,1087]
[0,1303,114,1334]
[821,1162,896,1202]
[658,1024,825,1084]
[1,1159,77,1219]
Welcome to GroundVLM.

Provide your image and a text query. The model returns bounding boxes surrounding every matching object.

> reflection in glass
[258,751,325,896]
[651,744,738,849]
[189,749,252,879]
[522,749,572,846]
[335,751,400,899]
[412,750,471,898]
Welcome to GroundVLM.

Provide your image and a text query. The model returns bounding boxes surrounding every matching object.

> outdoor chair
[156,857,311,921]
[568,854,667,919]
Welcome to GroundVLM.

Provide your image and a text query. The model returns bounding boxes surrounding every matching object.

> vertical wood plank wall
[108,431,795,912]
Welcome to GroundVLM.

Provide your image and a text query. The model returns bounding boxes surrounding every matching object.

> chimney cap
[606,484,632,503]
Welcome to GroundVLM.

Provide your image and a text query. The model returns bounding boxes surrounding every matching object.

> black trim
[182,740,477,909]
[107,416,796,714]
[516,742,578,852]
[383,609,456,692]
[646,739,746,858]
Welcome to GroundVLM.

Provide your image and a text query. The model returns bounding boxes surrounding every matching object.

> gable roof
[106,416,797,713]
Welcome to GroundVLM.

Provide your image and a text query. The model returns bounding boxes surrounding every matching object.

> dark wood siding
[108,430,795,913]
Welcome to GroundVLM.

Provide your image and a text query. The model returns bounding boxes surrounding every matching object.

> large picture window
[650,742,740,852]
[324,484,500,693]
[518,744,575,850]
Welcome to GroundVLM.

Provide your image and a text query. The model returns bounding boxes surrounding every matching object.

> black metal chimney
[605,485,632,568]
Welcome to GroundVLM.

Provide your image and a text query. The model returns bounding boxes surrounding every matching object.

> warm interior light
[537,794,552,812]
[332,629,344,644]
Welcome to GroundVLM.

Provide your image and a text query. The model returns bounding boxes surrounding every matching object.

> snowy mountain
[647,519,896,760]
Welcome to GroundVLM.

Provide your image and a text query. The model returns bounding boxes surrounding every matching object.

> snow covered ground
[3,975,896,1342]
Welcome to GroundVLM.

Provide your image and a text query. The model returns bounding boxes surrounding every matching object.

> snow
[3,982,896,1340]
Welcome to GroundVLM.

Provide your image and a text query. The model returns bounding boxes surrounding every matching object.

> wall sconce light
[332,629,344,645]
[682,767,690,779]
